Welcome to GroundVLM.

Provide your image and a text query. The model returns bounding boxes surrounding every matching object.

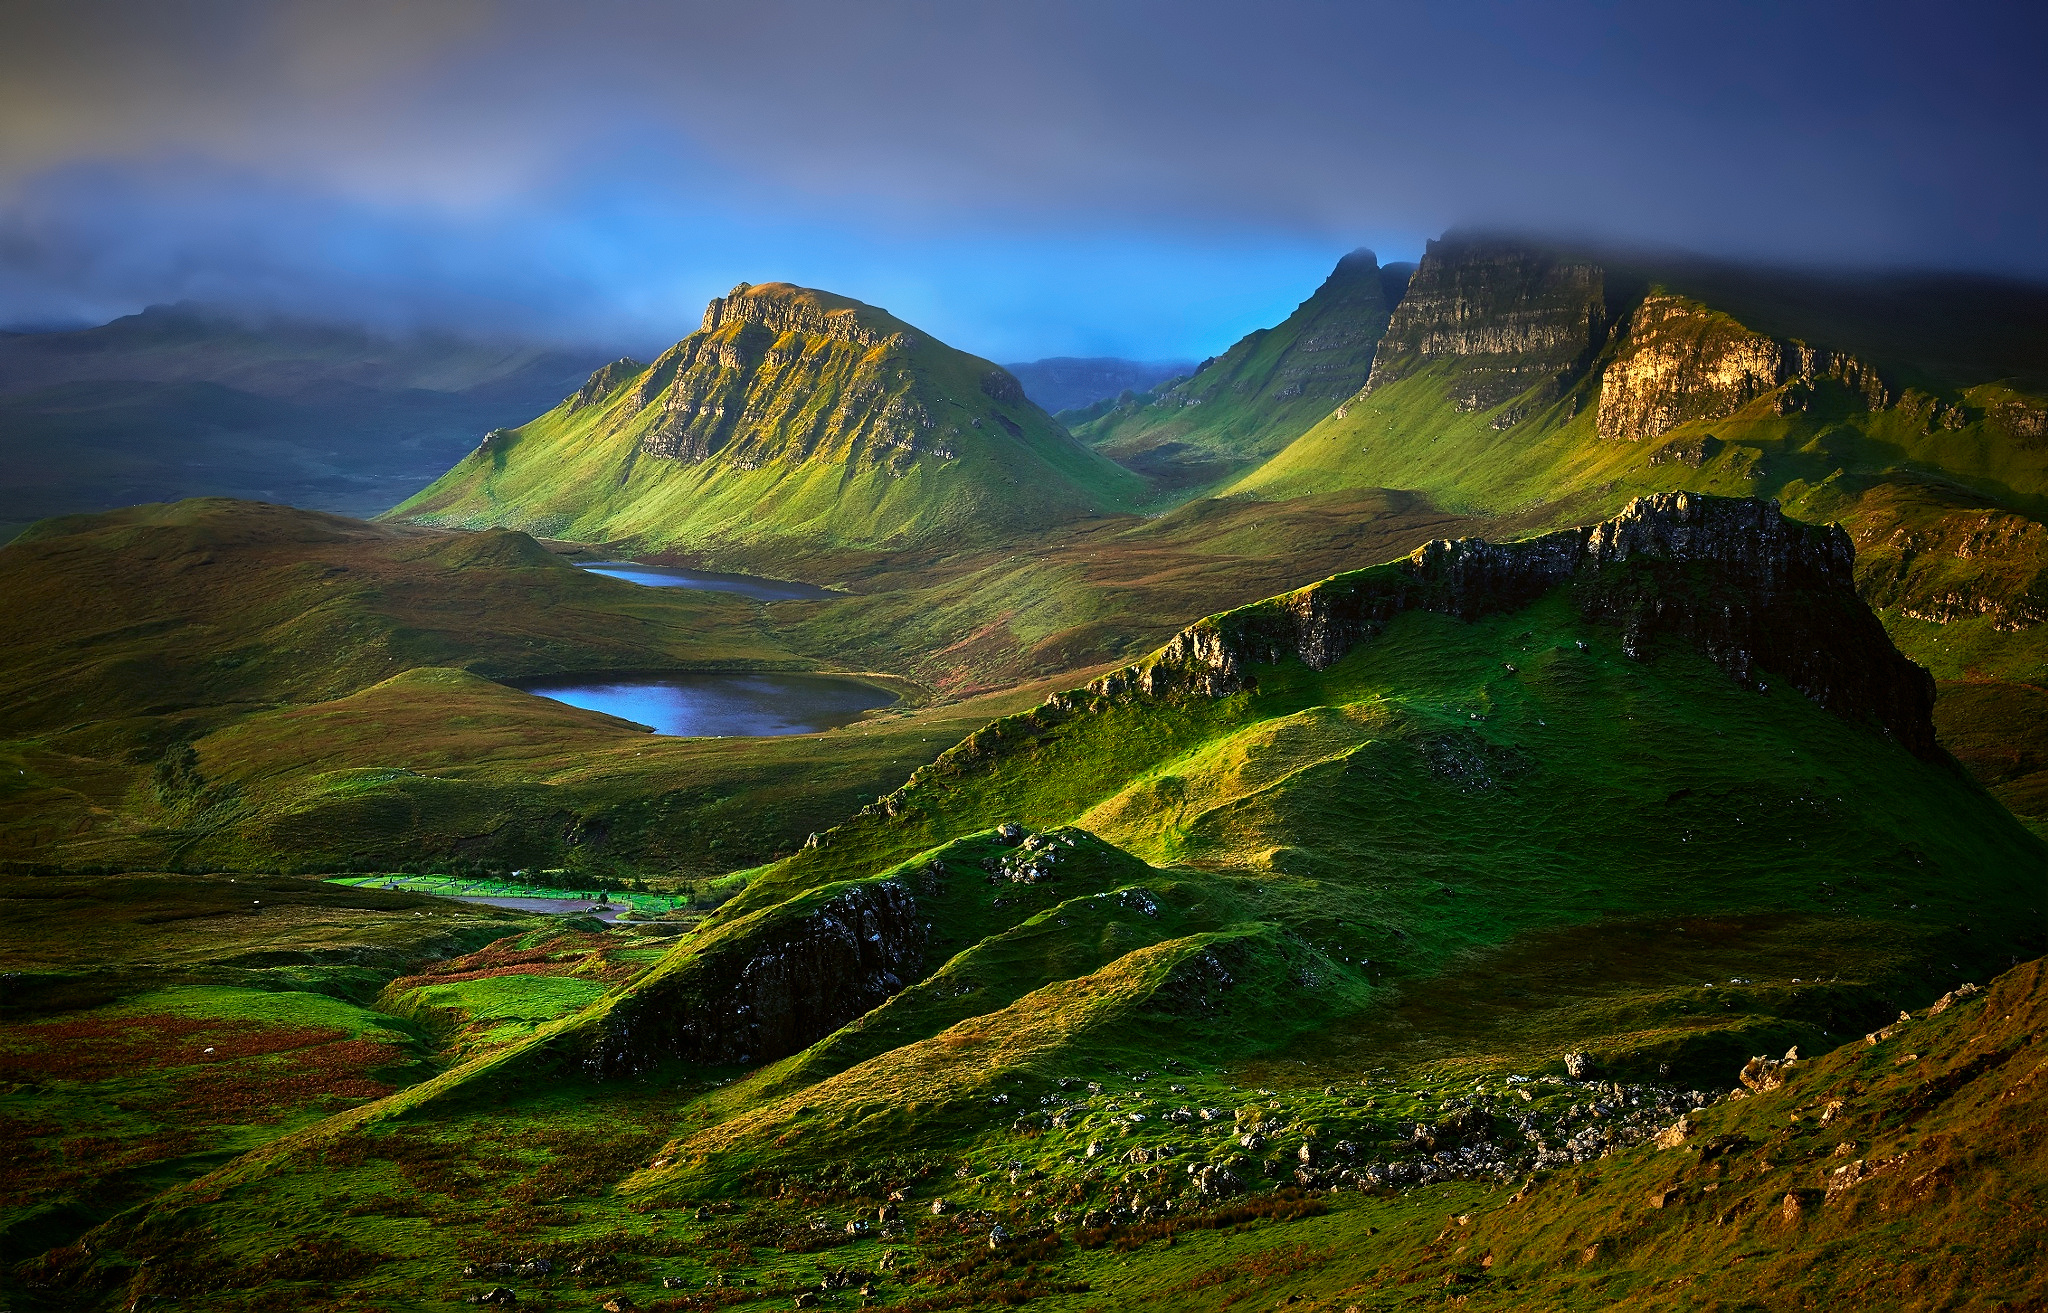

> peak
[1334,247,1380,272]
[698,282,917,349]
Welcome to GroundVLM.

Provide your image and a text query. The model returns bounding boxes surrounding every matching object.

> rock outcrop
[1364,235,1612,411]
[626,285,938,469]
[1084,493,1938,758]
[579,879,926,1078]
[1597,293,1889,443]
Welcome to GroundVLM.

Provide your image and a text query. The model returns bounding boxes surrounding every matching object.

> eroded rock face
[1597,293,1889,443]
[580,880,926,1078]
[1365,236,1611,411]
[1090,492,1939,758]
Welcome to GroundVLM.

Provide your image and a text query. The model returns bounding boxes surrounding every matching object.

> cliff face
[1086,493,1938,758]
[1597,293,1890,442]
[580,879,926,1079]
[1363,236,1611,413]
[618,283,947,471]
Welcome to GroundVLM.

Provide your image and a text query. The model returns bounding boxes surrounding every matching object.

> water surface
[515,671,895,737]
[442,894,631,921]
[577,561,838,601]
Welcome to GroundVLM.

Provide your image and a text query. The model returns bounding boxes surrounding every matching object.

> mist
[3,0,2043,359]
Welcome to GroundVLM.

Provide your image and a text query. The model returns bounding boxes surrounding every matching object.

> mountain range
[3,232,2046,1312]
[0,303,620,538]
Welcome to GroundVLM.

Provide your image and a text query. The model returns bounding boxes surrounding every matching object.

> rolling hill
[19,494,2040,1312]
[391,283,1148,557]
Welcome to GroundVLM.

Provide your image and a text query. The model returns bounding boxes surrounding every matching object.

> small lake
[515,672,896,737]
[577,561,838,601]
[441,894,632,921]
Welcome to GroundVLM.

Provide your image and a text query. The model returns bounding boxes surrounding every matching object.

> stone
[1563,1053,1593,1079]
[472,1291,517,1307]
[1654,1114,1695,1149]
[1738,1053,1794,1093]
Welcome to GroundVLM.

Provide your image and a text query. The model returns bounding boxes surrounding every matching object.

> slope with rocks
[1069,249,1412,495]
[22,496,2043,1312]
[1232,232,2048,828]
[391,283,1147,558]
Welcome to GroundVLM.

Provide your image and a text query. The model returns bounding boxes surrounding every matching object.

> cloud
[0,0,2042,355]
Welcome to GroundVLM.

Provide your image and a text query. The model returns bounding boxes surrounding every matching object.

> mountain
[1069,248,1413,494]
[390,283,1148,558]
[1000,356,1198,416]
[0,303,620,538]
[1219,233,2048,829]
[26,494,2039,1312]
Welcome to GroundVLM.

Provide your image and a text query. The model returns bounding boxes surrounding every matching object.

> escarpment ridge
[860,494,1935,816]
[1095,493,1936,756]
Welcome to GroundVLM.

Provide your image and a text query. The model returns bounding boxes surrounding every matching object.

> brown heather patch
[164,1038,403,1125]
[0,1117,203,1205]
[0,1014,352,1084]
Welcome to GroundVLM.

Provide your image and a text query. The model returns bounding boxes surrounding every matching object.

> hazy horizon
[3,1,2044,362]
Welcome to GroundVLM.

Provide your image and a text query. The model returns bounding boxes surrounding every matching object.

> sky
[1,0,2044,361]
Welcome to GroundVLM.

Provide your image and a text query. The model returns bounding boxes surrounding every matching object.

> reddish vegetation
[166,1038,401,1125]
[0,1013,351,1083]
[385,929,630,992]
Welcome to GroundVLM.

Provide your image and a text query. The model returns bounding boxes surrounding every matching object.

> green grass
[1070,250,1402,500]
[392,282,1148,553]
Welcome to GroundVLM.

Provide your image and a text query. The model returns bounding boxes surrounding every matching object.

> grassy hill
[1223,233,2048,829]
[391,283,1148,556]
[1068,249,1412,496]
[15,495,2040,1311]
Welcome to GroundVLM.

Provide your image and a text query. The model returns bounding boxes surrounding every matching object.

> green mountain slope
[1225,234,2048,826]
[390,283,1147,555]
[38,496,2041,1313]
[1068,249,1412,495]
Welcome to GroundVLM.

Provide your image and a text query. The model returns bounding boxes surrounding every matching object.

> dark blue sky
[2,0,2043,360]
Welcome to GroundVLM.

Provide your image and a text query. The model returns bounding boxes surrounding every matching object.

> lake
[576,560,838,601]
[514,671,896,736]
[440,893,633,920]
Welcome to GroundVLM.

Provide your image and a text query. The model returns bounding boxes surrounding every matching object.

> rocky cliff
[1362,235,1612,412]
[1080,493,1938,758]
[579,878,926,1079]
[618,284,944,470]
[1597,292,1890,442]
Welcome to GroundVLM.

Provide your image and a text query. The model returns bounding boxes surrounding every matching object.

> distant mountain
[393,282,1147,559]
[0,303,621,538]
[1069,248,1413,494]
[1000,356,1198,416]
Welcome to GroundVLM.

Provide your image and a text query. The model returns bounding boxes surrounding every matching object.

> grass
[391,282,1148,553]
[1069,250,1403,499]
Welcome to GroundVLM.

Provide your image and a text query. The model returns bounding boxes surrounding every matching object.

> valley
[3,235,2044,1313]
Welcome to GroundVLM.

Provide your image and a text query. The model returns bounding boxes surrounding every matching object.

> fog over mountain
[1,1,2043,361]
